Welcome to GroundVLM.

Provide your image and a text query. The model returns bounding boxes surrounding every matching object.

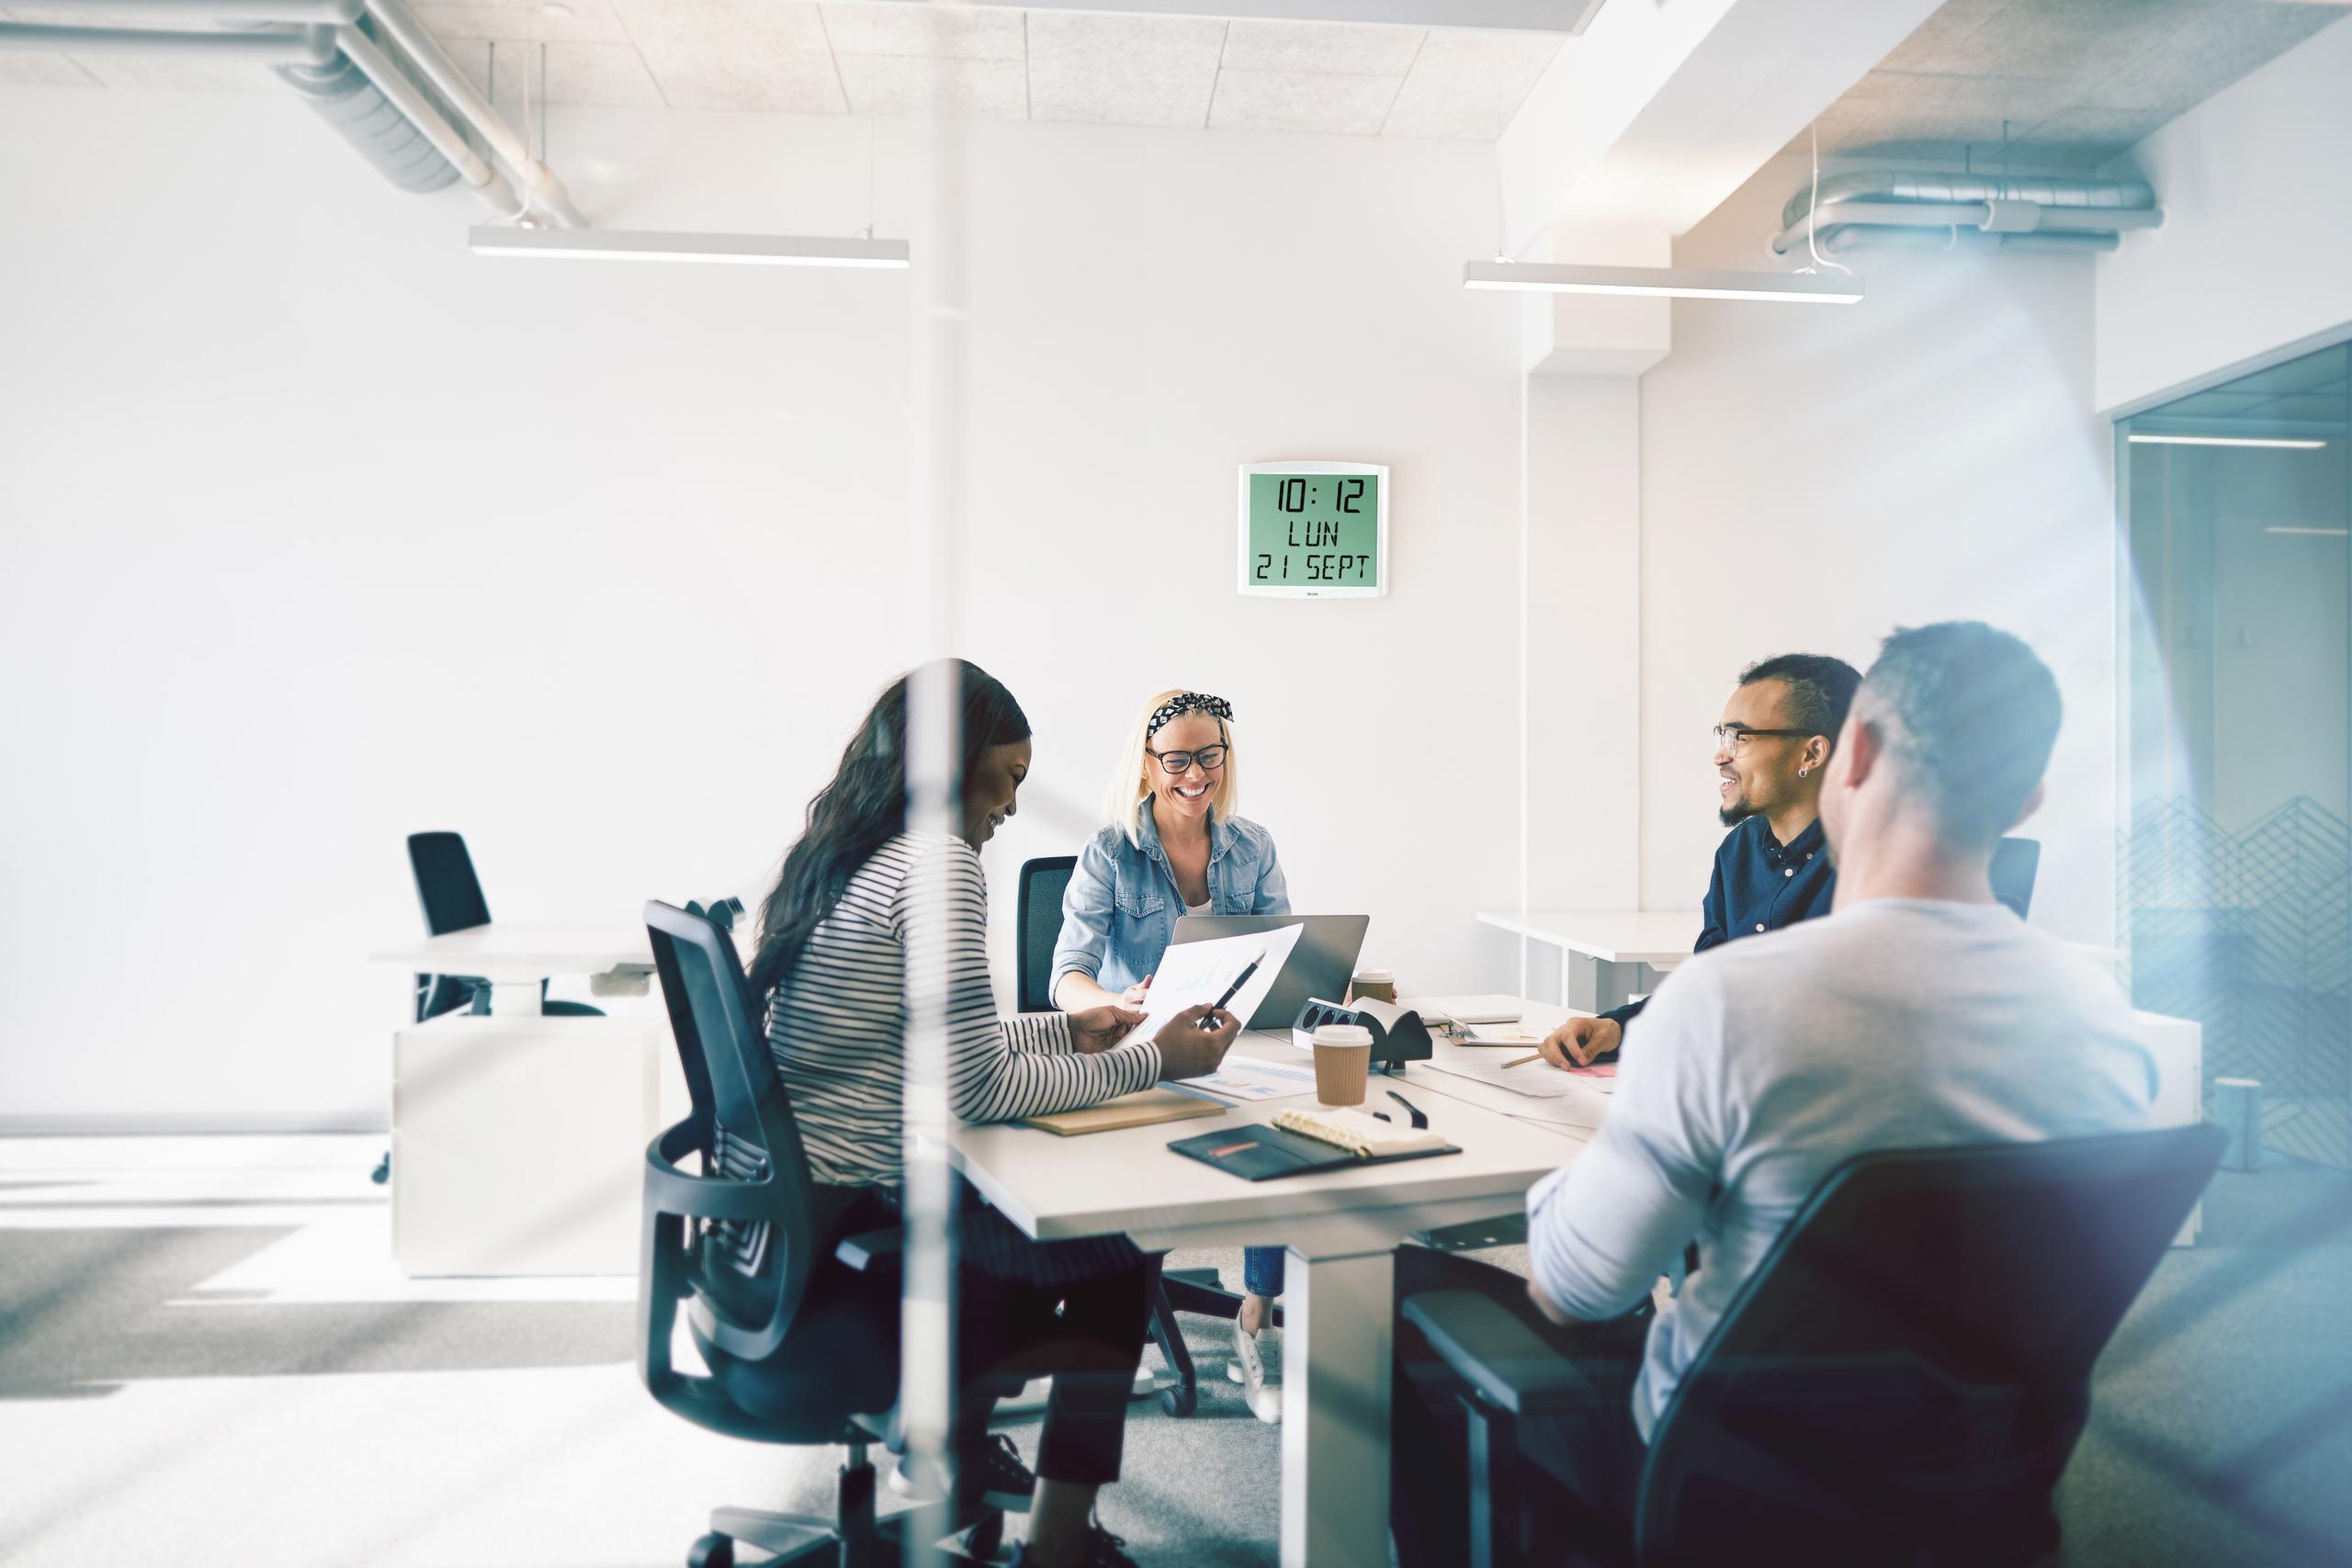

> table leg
[486,979,544,1017]
[1281,1247,1394,1568]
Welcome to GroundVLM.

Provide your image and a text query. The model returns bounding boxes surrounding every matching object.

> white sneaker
[1227,1322,1280,1424]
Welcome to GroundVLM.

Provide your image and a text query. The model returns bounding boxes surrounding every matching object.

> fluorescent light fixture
[1461,260,1863,304]
[469,226,910,268]
[2126,434,2327,449]
[2266,526,2349,537]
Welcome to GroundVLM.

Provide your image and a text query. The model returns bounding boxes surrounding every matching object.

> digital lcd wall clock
[1237,459,1389,599]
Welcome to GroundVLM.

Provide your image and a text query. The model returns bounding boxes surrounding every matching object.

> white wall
[0,87,1521,1124]
[2095,17,2352,412]
[1638,153,2118,942]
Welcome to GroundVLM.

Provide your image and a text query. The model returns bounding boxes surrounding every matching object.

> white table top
[945,1068,1580,1252]
[1473,909,1700,964]
[368,921,654,980]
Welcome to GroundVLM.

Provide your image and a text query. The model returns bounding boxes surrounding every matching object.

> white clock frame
[1236,459,1391,600]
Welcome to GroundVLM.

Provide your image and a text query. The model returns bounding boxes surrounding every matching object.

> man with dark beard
[1539,652,1862,1069]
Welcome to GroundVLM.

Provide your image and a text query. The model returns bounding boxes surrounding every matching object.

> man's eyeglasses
[1712,725,1809,754]
[1148,743,1229,774]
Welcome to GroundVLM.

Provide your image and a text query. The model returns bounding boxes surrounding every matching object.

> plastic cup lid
[1352,968,1394,983]
[1314,1024,1374,1048]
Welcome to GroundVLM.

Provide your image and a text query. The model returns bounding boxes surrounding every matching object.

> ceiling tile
[1984,137,2109,167]
[66,51,283,92]
[0,50,97,85]
[1902,0,2213,79]
[838,51,1026,118]
[479,39,666,106]
[2010,100,2176,150]
[1876,0,2014,74]
[608,0,844,113]
[1026,12,1224,128]
[2087,0,2350,111]
[410,0,632,45]
[1220,18,1424,76]
[1209,66,1396,134]
[1380,27,1559,139]
[1860,69,2078,131]
[820,3,1024,61]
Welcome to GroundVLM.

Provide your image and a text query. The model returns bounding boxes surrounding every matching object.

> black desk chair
[374,831,605,1185]
[1993,837,2041,919]
[1016,854,1269,1418]
[1404,1122,2223,1568]
[639,898,1003,1568]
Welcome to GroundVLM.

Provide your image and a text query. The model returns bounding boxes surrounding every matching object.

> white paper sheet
[1114,921,1308,1051]
[1178,1053,1322,1103]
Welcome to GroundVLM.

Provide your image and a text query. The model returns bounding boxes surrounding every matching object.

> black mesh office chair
[405,830,608,1022]
[1403,1122,2223,1568]
[1014,855,1269,1418]
[639,899,1004,1568]
[374,832,604,1184]
[1992,837,2041,919]
[1015,856,1077,1014]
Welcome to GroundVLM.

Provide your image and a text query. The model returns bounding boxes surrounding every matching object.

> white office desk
[948,1076,1581,1568]
[370,920,664,1275]
[1474,909,1697,1010]
[369,921,654,1016]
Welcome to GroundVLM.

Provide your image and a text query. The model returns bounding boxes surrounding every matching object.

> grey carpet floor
[1,1137,2346,1566]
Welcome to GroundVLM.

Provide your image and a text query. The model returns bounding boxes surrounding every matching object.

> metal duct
[275,49,458,194]
[1770,170,2161,259]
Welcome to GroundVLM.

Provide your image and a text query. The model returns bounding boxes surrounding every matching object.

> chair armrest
[642,1119,776,1223]
[834,1227,906,1273]
[1402,1290,1609,1419]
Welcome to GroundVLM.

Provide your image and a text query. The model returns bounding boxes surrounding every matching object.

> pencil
[1503,1052,1543,1068]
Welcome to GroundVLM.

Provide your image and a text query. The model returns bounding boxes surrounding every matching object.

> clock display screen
[1246,471,1380,589]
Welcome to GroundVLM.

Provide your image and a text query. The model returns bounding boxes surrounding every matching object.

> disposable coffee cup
[1312,1024,1374,1107]
[1351,968,1396,1005]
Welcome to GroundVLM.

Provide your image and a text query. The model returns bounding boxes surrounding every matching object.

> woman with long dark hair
[750,660,1238,1568]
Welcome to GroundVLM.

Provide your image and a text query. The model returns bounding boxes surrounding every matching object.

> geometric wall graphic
[2120,795,2352,1169]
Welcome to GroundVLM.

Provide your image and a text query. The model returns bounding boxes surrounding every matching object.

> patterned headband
[1148,692,1233,739]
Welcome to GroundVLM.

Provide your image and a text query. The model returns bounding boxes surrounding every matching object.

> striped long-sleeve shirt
[766,831,1164,1189]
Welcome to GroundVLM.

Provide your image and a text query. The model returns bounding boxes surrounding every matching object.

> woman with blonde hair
[1052,689,1292,1421]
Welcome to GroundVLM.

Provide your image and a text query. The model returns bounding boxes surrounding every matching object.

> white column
[1279,1247,1396,1568]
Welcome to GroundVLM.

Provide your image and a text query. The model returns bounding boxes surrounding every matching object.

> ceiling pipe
[363,0,587,229]
[331,21,520,217]
[0,19,334,61]
[1770,171,2162,260]
[24,0,363,19]
[1770,198,2159,259]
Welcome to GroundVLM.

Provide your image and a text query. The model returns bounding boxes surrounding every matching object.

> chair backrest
[1991,836,2041,919]
[408,830,492,935]
[1017,855,1077,1012]
[643,898,823,1366]
[1635,1122,2223,1568]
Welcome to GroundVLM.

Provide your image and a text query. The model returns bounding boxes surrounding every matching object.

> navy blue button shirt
[1603,814,1836,1032]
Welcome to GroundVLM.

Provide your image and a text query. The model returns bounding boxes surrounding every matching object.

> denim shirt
[1050,801,1290,998]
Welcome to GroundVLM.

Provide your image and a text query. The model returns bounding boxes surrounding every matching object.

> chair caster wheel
[687,1531,733,1568]
[1159,1382,1195,1417]
[963,1510,1004,1561]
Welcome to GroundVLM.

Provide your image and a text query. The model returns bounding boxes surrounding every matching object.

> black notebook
[1169,1121,1462,1182]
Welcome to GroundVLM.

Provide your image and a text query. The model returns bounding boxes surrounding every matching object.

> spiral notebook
[1170,1106,1458,1181]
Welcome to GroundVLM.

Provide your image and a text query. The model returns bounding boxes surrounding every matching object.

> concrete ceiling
[1792,0,2351,170]
[0,0,1565,141]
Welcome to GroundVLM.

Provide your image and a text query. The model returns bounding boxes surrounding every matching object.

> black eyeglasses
[1712,725,1808,754]
[1148,743,1229,774]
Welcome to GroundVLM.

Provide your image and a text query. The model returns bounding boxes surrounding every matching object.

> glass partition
[2120,342,2352,1168]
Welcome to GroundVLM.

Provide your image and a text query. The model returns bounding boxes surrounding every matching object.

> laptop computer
[1170,914,1371,1031]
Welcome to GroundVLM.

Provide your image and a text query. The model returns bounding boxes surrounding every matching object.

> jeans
[1243,1244,1285,1298]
